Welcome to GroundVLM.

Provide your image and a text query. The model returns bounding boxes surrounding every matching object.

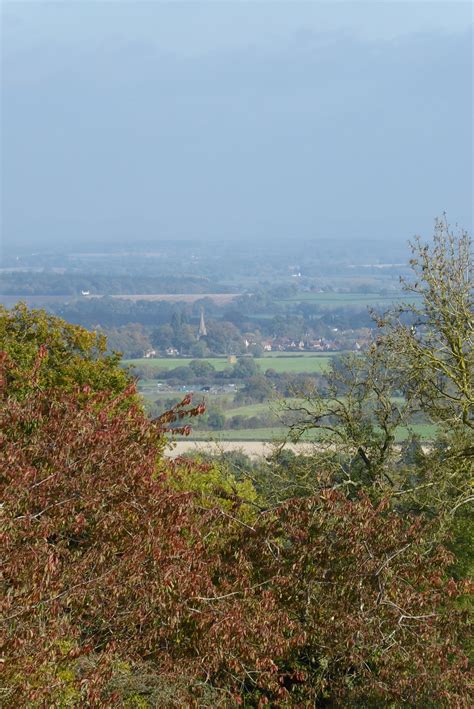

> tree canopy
[0,303,132,399]
[281,221,473,517]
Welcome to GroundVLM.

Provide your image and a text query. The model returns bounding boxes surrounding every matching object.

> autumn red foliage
[1,349,471,706]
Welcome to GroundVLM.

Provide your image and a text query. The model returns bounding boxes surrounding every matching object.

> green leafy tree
[235,373,275,404]
[232,356,260,378]
[206,410,226,430]
[280,221,473,537]
[377,218,473,442]
[151,323,174,350]
[190,339,210,358]
[205,320,244,355]
[0,304,132,399]
[103,323,152,358]
[189,359,216,377]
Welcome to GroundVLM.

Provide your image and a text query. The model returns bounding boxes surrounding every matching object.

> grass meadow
[125,353,335,374]
[187,423,437,442]
[276,292,420,308]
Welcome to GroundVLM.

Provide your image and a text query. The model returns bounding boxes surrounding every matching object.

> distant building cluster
[244,335,370,354]
[139,306,372,359]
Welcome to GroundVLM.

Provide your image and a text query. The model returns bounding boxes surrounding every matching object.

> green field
[258,351,328,357]
[256,355,333,373]
[393,424,437,441]
[125,353,335,374]
[276,292,420,308]
[189,427,288,441]
[189,423,437,442]
[224,402,278,418]
[125,357,230,372]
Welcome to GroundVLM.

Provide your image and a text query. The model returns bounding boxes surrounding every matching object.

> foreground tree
[279,221,473,519]
[0,303,132,399]
[382,218,473,437]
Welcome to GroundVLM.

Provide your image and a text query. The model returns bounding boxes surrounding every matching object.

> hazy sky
[1,1,473,247]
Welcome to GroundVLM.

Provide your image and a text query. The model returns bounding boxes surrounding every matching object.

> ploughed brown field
[168,440,317,458]
[0,293,241,307]
[167,439,432,459]
[84,293,241,303]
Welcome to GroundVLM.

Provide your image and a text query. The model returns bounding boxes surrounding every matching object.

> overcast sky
[1,1,473,247]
